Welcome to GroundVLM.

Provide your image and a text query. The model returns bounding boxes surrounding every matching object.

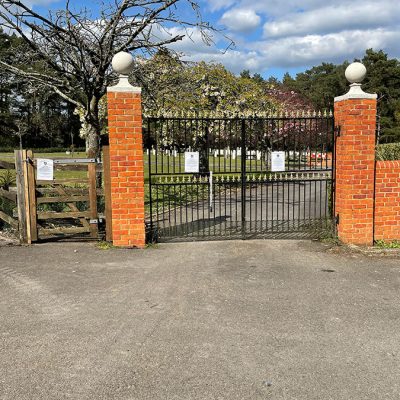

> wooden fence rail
[0,160,15,170]
[0,188,17,202]
[1,148,112,244]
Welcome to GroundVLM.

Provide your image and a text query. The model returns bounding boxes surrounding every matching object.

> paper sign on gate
[271,151,285,172]
[184,152,199,173]
[36,159,54,180]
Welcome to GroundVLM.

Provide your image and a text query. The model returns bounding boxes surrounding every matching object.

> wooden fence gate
[0,148,112,244]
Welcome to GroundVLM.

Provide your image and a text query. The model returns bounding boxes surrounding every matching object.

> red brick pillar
[334,65,377,245]
[107,69,145,248]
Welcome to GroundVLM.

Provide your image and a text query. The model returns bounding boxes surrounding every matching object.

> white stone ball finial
[345,62,367,84]
[112,51,134,75]
[334,61,376,102]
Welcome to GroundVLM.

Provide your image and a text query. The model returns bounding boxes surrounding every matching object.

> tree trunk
[85,96,102,158]
[86,123,100,158]
[198,125,209,175]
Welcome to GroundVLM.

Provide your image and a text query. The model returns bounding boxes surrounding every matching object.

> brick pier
[334,88,377,245]
[106,84,145,248]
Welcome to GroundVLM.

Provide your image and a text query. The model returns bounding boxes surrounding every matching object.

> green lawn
[0,151,87,161]
[0,150,315,189]
[1,150,316,216]
[1,150,315,180]
[0,152,89,181]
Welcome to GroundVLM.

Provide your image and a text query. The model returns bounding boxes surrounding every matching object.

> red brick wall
[107,90,145,248]
[334,98,377,245]
[374,160,400,242]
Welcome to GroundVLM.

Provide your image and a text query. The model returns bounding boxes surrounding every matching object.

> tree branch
[0,60,83,108]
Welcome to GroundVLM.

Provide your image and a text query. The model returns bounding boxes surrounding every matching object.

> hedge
[376,143,400,161]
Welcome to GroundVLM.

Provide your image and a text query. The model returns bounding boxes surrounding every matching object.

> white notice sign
[184,152,199,173]
[37,159,54,180]
[271,151,285,172]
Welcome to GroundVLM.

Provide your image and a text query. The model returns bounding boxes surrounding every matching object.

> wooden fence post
[15,150,28,244]
[26,150,38,242]
[88,162,99,238]
[14,149,38,244]
[102,146,113,242]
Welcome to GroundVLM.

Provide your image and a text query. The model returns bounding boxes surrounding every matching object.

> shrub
[376,143,400,161]
[0,170,16,190]
[0,196,16,230]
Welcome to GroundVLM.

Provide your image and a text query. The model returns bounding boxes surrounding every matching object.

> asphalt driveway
[0,240,399,399]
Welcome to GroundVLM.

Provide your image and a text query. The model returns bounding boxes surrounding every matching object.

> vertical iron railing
[241,119,246,238]
[145,115,335,242]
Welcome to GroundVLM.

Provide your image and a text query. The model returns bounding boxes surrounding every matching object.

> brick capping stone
[107,81,141,93]
[334,83,377,102]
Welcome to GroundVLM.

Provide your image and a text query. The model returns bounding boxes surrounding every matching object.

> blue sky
[31,0,400,80]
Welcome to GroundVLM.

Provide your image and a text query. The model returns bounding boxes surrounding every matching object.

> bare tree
[0,0,221,156]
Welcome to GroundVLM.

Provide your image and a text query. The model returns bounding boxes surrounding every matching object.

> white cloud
[182,49,264,74]
[206,0,237,12]
[166,26,221,54]
[165,26,261,73]
[200,0,400,74]
[27,0,58,6]
[207,0,330,17]
[164,15,400,74]
[263,2,400,38]
[219,8,261,32]
[253,28,400,68]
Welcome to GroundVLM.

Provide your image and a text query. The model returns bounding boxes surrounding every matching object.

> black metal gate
[144,114,335,242]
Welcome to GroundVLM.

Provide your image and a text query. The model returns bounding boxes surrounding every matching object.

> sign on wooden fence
[9,150,106,244]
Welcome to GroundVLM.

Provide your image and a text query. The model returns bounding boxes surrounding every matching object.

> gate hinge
[334,125,341,137]
[335,214,340,225]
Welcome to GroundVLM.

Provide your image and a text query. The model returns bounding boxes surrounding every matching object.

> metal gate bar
[144,115,335,242]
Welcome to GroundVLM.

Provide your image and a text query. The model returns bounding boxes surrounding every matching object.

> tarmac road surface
[1,239,399,399]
